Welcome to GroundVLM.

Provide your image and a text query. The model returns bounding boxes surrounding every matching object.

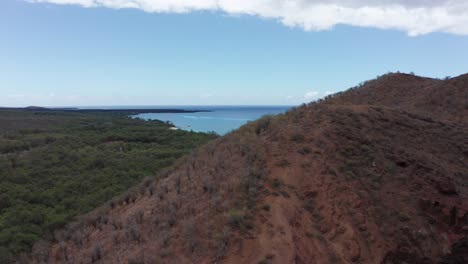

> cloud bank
[28,0,468,35]
[304,91,320,99]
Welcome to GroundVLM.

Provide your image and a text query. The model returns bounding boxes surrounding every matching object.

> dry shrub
[276,159,291,167]
[111,218,123,230]
[227,209,245,228]
[71,229,85,247]
[183,219,198,253]
[148,184,156,196]
[162,201,178,227]
[175,174,182,194]
[128,257,144,264]
[57,241,68,262]
[255,115,273,135]
[290,133,305,142]
[159,230,171,247]
[31,239,50,263]
[135,209,144,224]
[139,183,147,196]
[126,221,142,243]
[91,245,102,263]
[107,199,116,210]
[214,226,231,260]
[210,193,224,212]
[159,248,173,259]
[111,230,123,244]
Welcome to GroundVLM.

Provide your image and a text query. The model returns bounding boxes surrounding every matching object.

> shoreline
[0,107,212,114]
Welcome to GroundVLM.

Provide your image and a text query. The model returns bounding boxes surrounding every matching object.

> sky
[1,0,468,107]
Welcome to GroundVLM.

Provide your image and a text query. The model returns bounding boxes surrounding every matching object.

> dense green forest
[0,109,217,262]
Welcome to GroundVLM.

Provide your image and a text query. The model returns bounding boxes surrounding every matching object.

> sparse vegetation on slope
[323,72,468,123]
[21,123,269,263]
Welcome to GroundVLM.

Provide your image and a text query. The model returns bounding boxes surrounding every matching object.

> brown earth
[25,73,468,264]
[324,72,468,123]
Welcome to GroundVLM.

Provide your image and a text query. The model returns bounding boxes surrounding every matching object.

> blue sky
[1,0,468,107]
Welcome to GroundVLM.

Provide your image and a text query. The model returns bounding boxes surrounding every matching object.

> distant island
[0,106,211,114]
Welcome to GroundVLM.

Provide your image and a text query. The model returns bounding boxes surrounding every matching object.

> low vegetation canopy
[0,109,216,262]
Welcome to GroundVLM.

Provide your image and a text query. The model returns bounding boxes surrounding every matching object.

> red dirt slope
[324,73,468,123]
[26,73,468,264]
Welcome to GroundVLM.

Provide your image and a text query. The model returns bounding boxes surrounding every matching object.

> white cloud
[7,94,26,98]
[304,91,319,99]
[66,95,79,100]
[200,93,213,98]
[27,0,468,35]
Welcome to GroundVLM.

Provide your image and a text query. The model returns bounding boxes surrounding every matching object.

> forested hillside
[0,110,216,262]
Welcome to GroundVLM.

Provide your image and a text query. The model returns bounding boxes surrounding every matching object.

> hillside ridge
[323,72,467,123]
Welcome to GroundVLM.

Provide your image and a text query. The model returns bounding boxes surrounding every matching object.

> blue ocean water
[134,106,291,135]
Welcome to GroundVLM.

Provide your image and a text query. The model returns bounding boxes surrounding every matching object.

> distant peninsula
[0,106,211,114]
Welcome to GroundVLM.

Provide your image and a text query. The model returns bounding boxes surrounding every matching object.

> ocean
[133,106,292,135]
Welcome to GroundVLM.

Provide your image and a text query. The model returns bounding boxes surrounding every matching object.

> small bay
[134,106,291,135]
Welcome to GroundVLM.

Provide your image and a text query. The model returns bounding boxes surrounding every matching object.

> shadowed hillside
[25,73,468,264]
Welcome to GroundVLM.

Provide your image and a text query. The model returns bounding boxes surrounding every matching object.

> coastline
[0,107,212,114]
